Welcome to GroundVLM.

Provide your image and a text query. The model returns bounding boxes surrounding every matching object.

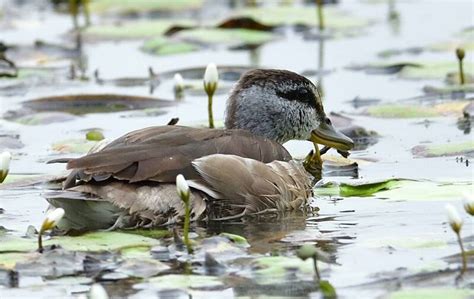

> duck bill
[311,122,354,151]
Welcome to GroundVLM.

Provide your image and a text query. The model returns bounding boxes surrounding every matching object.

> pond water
[0,0,473,298]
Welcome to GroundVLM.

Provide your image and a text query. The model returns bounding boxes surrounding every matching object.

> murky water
[0,0,473,298]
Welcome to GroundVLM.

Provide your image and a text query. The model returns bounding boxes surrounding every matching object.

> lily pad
[399,62,474,80]
[411,141,474,157]
[389,288,473,299]
[364,101,470,118]
[0,231,160,253]
[145,274,223,290]
[51,138,98,154]
[234,6,371,31]
[89,0,203,15]
[314,179,471,201]
[22,94,174,115]
[175,28,275,47]
[9,111,78,125]
[142,37,199,56]
[84,20,195,40]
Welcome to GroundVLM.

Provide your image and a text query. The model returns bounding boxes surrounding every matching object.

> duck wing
[65,125,291,187]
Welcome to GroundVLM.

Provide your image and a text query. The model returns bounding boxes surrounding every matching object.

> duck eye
[325,118,332,125]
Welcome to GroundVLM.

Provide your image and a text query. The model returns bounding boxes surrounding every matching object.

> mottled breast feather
[65,126,292,187]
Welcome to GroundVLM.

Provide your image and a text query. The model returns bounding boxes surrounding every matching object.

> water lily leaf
[85,20,195,40]
[319,280,337,298]
[145,274,223,290]
[411,141,474,157]
[22,94,174,115]
[423,83,474,95]
[219,233,250,247]
[115,258,169,278]
[89,0,203,15]
[0,231,160,253]
[364,101,469,118]
[389,288,473,299]
[315,179,471,201]
[51,138,98,154]
[11,111,78,125]
[0,252,34,269]
[142,37,199,56]
[175,28,275,47]
[399,62,474,80]
[234,6,371,30]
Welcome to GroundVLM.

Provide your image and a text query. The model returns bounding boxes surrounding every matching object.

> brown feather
[65,126,291,186]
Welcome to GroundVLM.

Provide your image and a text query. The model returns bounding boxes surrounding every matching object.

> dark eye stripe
[275,88,317,107]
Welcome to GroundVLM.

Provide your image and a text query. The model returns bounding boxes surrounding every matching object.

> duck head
[225,69,354,151]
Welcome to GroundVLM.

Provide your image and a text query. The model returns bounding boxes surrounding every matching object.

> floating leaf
[319,280,337,298]
[85,20,195,40]
[51,138,98,154]
[411,141,474,157]
[399,62,474,80]
[142,37,198,56]
[0,231,160,253]
[389,288,473,299]
[219,232,250,247]
[9,111,78,125]
[364,101,469,118]
[315,179,471,201]
[22,94,174,115]
[145,274,223,290]
[89,0,203,15]
[175,28,275,47]
[234,6,371,30]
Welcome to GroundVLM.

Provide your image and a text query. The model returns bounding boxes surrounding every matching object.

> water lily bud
[463,192,474,216]
[0,151,11,183]
[174,73,184,93]
[40,208,65,233]
[89,283,109,299]
[445,204,463,233]
[176,174,190,202]
[203,63,218,97]
[456,48,465,61]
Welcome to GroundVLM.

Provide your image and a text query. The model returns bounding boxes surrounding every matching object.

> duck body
[46,69,353,231]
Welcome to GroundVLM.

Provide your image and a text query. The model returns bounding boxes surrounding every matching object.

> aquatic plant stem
[208,94,215,129]
[183,196,193,254]
[316,0,324,31]
[37,231,43,253]
[312,256,321,281]
[456,231,467,275]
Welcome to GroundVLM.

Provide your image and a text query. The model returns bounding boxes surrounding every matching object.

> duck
[45,69,353,231]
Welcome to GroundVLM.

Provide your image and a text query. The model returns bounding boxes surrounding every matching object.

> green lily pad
[84,20,195,40]
[389,288,473,299]
[0,231,160,253]
[51,138,98,154]
[423,83,474,94]
[399,62,474,80]
[219,232,249,247]
[315,179,471,201]
[147,274,223,289]
[142,37,199,56]
[175,28,275,47]
[364,101,469,118]
[89,0,203,15]
[234,6,371,30]
[412,141,474,157]
[0,252,36,269]
[10,112,78,125]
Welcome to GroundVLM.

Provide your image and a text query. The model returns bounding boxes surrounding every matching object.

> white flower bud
[176,174,190,202]
[0,151,11,183]
[463,192,474,216]
[40,208,65,233]
[174,73,184,92]
[89,283,109,299]
[203,63,218,96]
[445,204,463,233]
